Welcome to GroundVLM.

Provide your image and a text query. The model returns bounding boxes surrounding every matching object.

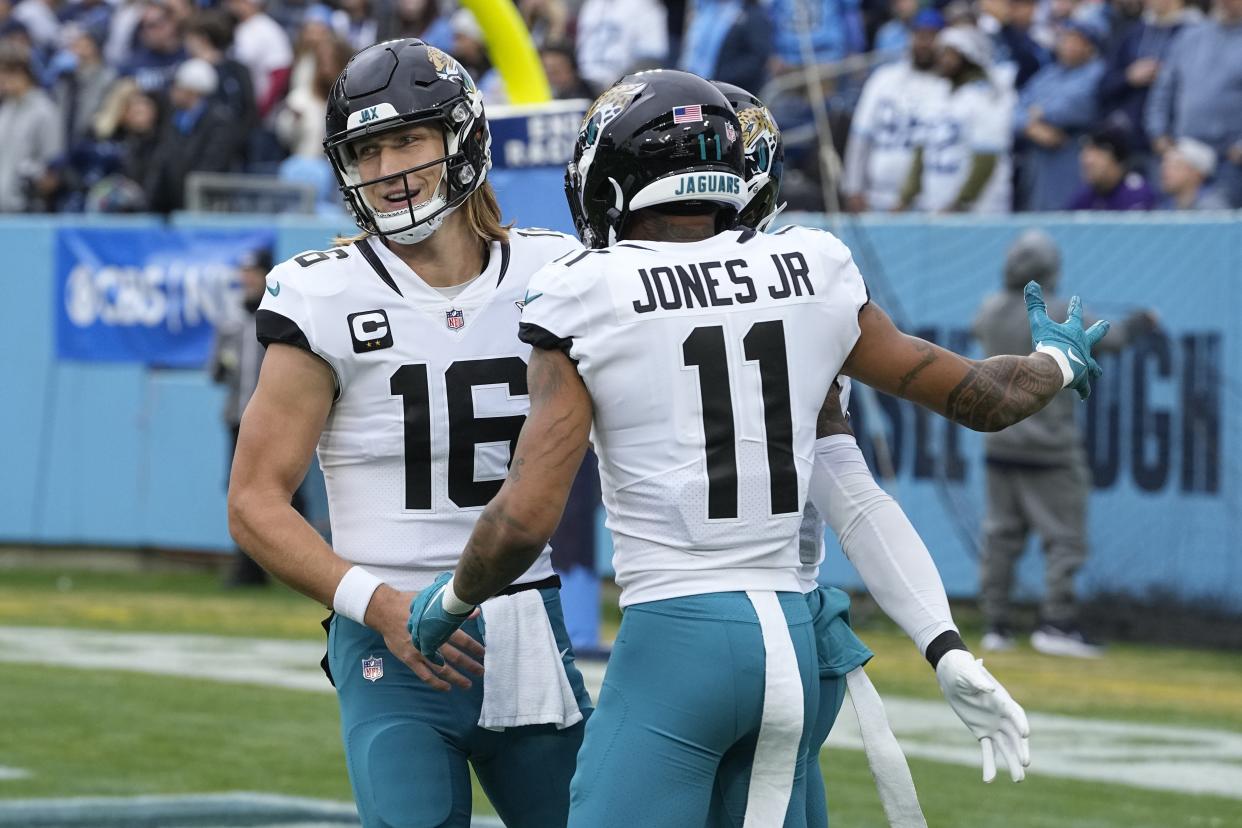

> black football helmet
[565,70,748,249]
[711,81,784,231]
[324,38,491,244]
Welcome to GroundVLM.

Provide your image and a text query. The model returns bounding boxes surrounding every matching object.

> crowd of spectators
[0,0,1238,215]
[845,0,1242,211]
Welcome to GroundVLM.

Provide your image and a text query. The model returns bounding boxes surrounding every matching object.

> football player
[411,70,1106,826]
[227,39,592,828]
[711,82,1031,828]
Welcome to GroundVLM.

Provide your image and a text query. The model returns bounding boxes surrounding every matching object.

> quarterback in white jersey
[256,228,577,592]
[898,26,1016,214]
[842,11,949,212]
[228,40,591,828]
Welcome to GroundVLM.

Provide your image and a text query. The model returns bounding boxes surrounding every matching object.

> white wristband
[1034,343,1074,388]
[440,577,475,616]
[333,566,384,625]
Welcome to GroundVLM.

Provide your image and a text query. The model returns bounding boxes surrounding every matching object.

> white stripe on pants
[743,590,805,828]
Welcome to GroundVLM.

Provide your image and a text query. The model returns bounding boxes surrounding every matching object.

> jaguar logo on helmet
[426,46,471,89]
[737,106,776,157]
[580,82,646,147]
[711,81,786,231]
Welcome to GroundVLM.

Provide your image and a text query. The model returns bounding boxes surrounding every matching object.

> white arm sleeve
[808,435,957,655]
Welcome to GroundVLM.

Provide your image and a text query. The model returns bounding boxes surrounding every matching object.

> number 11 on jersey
[682,320,799,520]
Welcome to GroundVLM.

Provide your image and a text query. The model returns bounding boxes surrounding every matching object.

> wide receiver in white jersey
[714,81,1028,828]
[410,70,1109,827]
[227,39,592,828]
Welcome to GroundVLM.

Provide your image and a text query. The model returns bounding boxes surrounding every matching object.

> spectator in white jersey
[897,24,1016,213]
[843,7,947,212]
[410,69,1117,826]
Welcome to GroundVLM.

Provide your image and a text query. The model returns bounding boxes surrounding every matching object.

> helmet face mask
[565,71,749,249]
[324,40,490,245]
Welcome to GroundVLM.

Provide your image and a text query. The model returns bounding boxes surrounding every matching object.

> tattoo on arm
[508,456,525,483]
[896,341,938,397]
[944,354,1064,431]
[455,505,547,604]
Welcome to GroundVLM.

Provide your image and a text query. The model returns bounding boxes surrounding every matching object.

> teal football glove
[408,572,474,665]
[1024,281,1110,400]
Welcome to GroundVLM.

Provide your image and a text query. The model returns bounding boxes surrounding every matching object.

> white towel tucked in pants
[478,589,583,732]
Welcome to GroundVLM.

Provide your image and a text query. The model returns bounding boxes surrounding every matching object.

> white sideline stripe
[0,768,29,782]
[743,591,804,828]
[3,627,1242,799]
[0,792,507,827]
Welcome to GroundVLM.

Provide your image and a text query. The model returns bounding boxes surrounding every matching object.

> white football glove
[935,650,1031,782]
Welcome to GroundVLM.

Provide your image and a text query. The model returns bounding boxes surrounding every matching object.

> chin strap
[756,201,787,233]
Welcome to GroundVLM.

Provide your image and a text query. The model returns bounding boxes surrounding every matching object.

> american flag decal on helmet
[672,105,702,124]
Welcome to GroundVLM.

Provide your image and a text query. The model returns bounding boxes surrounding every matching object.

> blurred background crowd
[0,0,1238,216]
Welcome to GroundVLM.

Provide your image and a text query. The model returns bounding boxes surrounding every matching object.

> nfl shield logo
[446,308,465,330]
[361,655,383,682]
[726,122,736,142]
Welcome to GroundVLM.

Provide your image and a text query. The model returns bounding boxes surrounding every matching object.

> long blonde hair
[334,181,511,247]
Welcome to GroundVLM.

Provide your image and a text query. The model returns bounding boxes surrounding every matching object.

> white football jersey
[519,227,870,607]
[845,62,949,211]
[256,229,583,592]
[918,77,1015,214]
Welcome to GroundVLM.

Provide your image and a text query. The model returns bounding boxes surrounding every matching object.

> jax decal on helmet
[324,38,491,245]
[711,80,785,231]
[565,70,748,249]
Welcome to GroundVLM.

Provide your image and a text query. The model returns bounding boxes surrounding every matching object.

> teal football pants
[568,591,819,828]
[328,587,592,828]
[709,586,873,827]
[802,585,874,827]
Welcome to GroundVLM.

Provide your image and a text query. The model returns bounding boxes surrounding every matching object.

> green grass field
[2,567,1240,827]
